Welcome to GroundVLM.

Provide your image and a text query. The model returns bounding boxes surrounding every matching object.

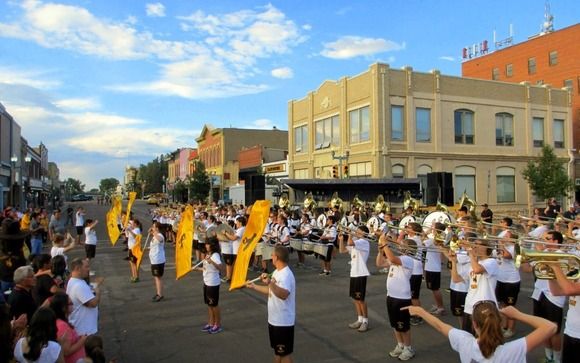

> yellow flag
[123,192,137,227]
[106,209,121,245]
[131,234,145,269]
[175,205,194,280]
[230,200,271,290]
[113,195,122,216]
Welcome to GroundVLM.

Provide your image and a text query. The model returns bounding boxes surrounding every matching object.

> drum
[422,211,455,233]
[255,242,276,260]
[366,216,380,233]
[302,241,316,252]
[313,243,330,258]
[290,238,303,251]
[398,215,416,229]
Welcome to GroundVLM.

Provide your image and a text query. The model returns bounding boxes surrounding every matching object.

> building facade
[288,63,572,211]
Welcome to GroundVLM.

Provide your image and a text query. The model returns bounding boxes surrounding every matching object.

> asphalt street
[58,200,546,363]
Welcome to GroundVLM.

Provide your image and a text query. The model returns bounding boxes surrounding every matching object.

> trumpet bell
[515,248,580,280]
[215,223,236,241]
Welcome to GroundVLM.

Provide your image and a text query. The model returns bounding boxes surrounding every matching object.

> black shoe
[123,256,130,260]
[122,247,128,251]
[153,295,164,302]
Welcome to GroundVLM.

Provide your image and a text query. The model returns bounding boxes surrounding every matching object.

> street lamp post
[331,150,350,179]
[10,155,17,206]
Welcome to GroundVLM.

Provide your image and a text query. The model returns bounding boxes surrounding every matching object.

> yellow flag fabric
[175,205,194,280]
[106,209,121,245]
[113,195,122,216]
[123,192,137,227]
[131,234,145,269]
[230,200,271,291]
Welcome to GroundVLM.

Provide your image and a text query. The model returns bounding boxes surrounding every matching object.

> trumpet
[337,225,378,242]
[515,248,580,280]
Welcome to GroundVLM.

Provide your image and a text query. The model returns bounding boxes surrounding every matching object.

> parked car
[71,194,93,201]
[147,196,159,206]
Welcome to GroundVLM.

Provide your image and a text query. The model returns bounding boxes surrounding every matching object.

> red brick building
[462,23,580,150]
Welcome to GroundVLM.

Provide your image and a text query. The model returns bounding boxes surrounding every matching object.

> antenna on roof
[540,0,554,34]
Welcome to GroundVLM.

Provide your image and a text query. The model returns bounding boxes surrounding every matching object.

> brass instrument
[374,194,389,214]
[515,248,580,280]
[337,224,377,242]
[329,192,344,212]
[403,191,420,212]
[458,191,477,220]
[215,223,236,241]
[278,192,291,210]
[303,192,317,211]
[435,201,449,213]
[351,194,364,211]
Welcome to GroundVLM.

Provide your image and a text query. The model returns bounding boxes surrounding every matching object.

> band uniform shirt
[386,255,414,300]
[203,252,222,287]
[497,243,520,283]
[149,232,166,265]
[448,328,526,363]
[347,238,370,277]
[268,265,296,327]
[424,237,442,273]
[450,251,470,293]
[464,257,499,315]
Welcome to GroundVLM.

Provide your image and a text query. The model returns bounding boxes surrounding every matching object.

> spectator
[480,204,493,224]
[32,254,59,306]
[13,307,65,363]
[66,258,103,335]
[0,218,28,304]
[7,266,37,323]
[49,292,87,363]
[49,209,66,242]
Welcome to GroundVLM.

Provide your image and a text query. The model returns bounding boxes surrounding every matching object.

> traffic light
[332,165,338,178]
[343,165,349,178]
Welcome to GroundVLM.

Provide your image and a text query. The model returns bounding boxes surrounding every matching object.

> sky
[0,0,578,190]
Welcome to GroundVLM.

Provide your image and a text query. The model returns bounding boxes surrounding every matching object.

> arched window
[454,166,476,202]
[454,109,474,144]
[392,164,405,179]
[496,167,515,203]
[496,113,514,146]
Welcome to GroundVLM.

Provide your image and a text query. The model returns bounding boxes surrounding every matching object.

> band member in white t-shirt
[148,221,166,302]
[339,225,371,332]
[83,219,98,261]
[423,222,446,316]
[193,236,224,335]
[495,229,520,338]
[318,215,338,276]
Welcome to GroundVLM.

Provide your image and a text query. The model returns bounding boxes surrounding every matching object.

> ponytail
[473,301,504,358]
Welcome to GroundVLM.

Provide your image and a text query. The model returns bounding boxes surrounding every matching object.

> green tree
[64,178,85,197]
[189,161,210,202]
[522,145,574,200]
[99,178,120,195]
[137,155,168,194]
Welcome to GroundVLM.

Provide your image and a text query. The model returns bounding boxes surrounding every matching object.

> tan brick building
[288,63,572,211]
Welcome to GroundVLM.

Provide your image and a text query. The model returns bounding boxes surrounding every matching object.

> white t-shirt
[219,239,233,255]
[268,266,296,327]
[203,252,222,287]
[66,277,99,335]
[277,225,290,245]
[127,227,141,249]
[75,211,85,227]
[450,252,470,293]
[232,227,245,255]
[410,235,423,275]
[424,237,441,272]
[149,232,166,265]
[84,227,97,246]
[529,225,548,239]
[464,258,499,315]
[386,255,414,299]
[531,277,566,308]
[565,295,580,338]
[497,244,520,283]
[448,328,527,363]
[347,238,370,277]
[14,338,61,363]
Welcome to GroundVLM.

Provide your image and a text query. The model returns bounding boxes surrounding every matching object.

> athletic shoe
[200,324,212,332]
[152,294,160,301]
[295,262,305,269]
[153,295,164,302]
[220,277,228,283]
[502,329,514,338]
[389,345,404,358]
[410,316,424,326]
[357,322,368,332]
[431,308,446,316]
[319,270,327,276]
[348,321,362,329]
[428,305,439,313]
[379,267,389,274]
[398,347,415,361]
[130,277,139,283]
[209,325,223,334]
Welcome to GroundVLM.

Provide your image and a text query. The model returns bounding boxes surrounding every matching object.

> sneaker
[431,308,446,316]
[220,277,228,283]
[130,277,139,283]
[398,347,415,361]
[200,324,212,332]
[348,321,362,329]
[379,267,389,274]
[358,322,368,332]
[153,295,164,302]
[428,305,439,313]
[319,270,327,276]
[389,345,404,358]
[209,325,223,334]
[502,329,514,338]
[152,294,160,301]
[410,316,424,326]
[295,262,304,269]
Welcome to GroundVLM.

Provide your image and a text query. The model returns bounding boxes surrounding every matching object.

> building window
[505,63,513,77]
[294,125,308,153]
[314,115,339,149]
[553,119,565,148]
[564,79,573,90]
[349,106,370,144]
[495,113,514,146]
[417,164,432,204]
[533,117,544,147]
[496,167,515,203]
[528,57,536,74]
[294,168,309,179]
[349,162,372,178]
[549,51,558,66]
[454,166,476,203]
[454,109,475,144]
[391,105,404,141]
[416,107,431,142]
[392,164,405,178]
[492,67,500,80]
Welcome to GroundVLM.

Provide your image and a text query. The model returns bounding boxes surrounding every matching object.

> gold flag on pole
[229,200,270,291]
[123,191,137,228]
[106,209,121,246]
[131,234,145,269]
[175,205,194,280]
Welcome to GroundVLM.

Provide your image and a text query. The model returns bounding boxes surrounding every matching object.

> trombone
[514,248,580,280]
[337,224,378,242]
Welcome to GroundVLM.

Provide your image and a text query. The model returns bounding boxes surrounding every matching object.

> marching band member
[376,236,416,361]
[126,219,142,283]
[339,225,371,332]
[424,222,446,316]
[521,230,566,363]
[275,215,291,247]
[402,302,556,363]
[148,221,165,302]
[495,230,520,338]
[548,262,580,363]
[405,222,425,326]
[295,213,315,268]
[219,221,235,283]
[318,215,338,276]
[444,239,471,326]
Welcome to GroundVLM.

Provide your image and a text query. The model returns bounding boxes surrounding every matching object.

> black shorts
[450,289,467,317]
[349,276,367,301]
[386,296,411,332]
[192,240,202,251]
[76,226,84,236]
[533,293,563,333]
[268,324,294,356]
[410,274,422,300]
[495,281,520,306]
[203,284,220,307]
[425,271,441,291]
[151,263,165,277]
[223,254,235,266]
[85,244,96,259]
[563,334,580,363]
[128,250,138,264]
[461,313,475,335]
[322,243,334,262]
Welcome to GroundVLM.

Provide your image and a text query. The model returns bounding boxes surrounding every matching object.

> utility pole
[331,150,350,179]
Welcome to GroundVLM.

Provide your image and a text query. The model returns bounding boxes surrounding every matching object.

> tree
[189,161,210,202]
[64,178,85,197]
[137,155,168,194]
[99,178,120,195]
[522,145,574,201]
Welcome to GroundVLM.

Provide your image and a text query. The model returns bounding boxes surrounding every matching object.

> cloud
[321,36,405,59]
[54,97,100,110]
[146,3,166,17]
[271,67,293,79]
[0,65,60,89]
[242,118,280,130]
[439,56,455,62]
[336,7,352,16]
